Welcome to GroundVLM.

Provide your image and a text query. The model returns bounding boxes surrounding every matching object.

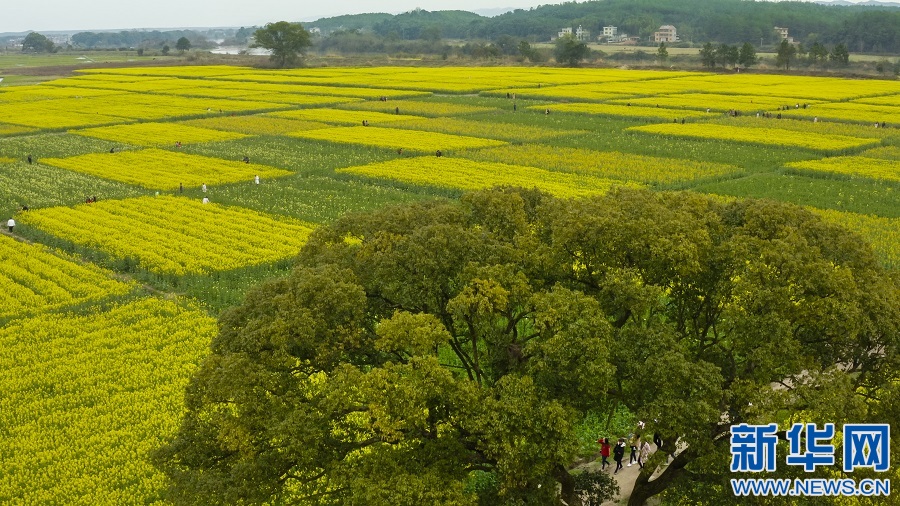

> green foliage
[181,135,397,175]
[0,160,148,218]
[716,43,739,68]
[22,32,55,53]
[776,39,797,70]
[830,43,850,66]
[155,187,899,506]
[738,42,757,67]
[518,40,542,62]
[206,174,433,224]
[175,36,191,52]
[656,43,668,62]
[573,469,620,506]
[693,171,900,218]
[574,406,636,458]
[699,42,716,68]
[554,35,590,67]
[310,0,900,52]
[251,21,312,67]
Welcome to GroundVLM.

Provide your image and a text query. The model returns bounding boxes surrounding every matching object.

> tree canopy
[22,32,55,53]
[554,35,590,66]
[251,21,312,68]
[155,188,899,505]
[175,36,191,52]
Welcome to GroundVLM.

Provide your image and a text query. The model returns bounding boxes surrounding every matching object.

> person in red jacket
[598,437,611,471]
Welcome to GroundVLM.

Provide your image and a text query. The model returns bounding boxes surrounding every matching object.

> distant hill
[307,0,900,53]
[305,13,395,33]
[816,0,900,6]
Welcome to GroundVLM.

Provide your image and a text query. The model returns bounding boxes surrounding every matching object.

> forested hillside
[309,0,900,53]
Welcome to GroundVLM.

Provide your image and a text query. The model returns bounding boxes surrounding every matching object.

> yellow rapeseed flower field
[533,102,712,121]
[859,146,900,160]
[0,234,135,318]
[73,122,248,146]
[628,123,881,152]
[812,208,900,268]
[179,115,331,135]
[290,126,507,151]
[337,157,642,198]
[270,108,422,125]
[778,102,900,124]
[462,144,742,184]
[610,93,820,113]
[338,100,497,117]
[21,196,314,275]
[787,156,900,183]
[0,297,216,505]
[390,116,586,142]
[40,148,291,190]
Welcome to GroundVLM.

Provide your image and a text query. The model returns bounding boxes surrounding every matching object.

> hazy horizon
[1,0,882,35]
[4,1,550,34]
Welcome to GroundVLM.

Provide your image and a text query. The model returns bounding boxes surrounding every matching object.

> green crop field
[0,62,898,505]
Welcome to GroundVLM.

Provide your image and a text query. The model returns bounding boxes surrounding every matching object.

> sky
[2,0,553,34]
[2,0,876,34]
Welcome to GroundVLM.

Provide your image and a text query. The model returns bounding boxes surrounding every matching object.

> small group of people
[598,435,653,474]
[85,195,99,203]
[362,120,370,126]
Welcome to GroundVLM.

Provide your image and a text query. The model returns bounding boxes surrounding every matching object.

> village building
[600,26,627,43]
[557,25,591,41]
[653,25,678,43]
[774,26,795,44]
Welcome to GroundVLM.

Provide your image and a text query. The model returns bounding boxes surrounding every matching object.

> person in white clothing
[254,175,260,185]
[202,197,209,204]
[7,218,14,233]
[202,183,207,193]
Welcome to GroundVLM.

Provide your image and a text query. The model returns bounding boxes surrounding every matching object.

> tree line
[308,0,900,53]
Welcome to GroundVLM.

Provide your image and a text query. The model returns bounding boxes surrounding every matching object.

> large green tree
[251,21,312,68]
[554,35,590,67]
[776,39,797,70]
[21,32,55,52]
[155,188,899,505]
[699,42,717,68]
[738,42,757,68]
[175,36,191,53]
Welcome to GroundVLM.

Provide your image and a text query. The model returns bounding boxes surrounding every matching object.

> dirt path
[577,447,666,506]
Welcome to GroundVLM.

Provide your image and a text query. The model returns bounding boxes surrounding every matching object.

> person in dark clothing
[613,438,626,474]
[26,155,32,164]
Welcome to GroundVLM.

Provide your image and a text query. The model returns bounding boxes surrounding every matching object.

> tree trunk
[627,449,694,506]
[554,463,581,506]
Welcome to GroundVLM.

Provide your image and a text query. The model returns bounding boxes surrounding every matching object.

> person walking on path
[599,437,611,471]
[7,218,14,233]
[629,434,640,466]
[613,438,626,474]
[638,440,652,469]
